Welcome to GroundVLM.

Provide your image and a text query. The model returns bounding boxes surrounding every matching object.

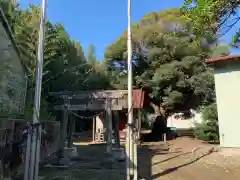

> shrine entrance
[50,89,149,156]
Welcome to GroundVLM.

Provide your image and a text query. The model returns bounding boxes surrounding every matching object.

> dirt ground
[39,136,240,180]
[140,137,240,180]
[40,144,125,180]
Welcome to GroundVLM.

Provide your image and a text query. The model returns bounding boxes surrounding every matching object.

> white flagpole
[126,0,135,179]
[24,0,46,179]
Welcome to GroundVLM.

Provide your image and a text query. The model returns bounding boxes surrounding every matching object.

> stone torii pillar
[57,100,70,163]
[113,110,120,148]
[92,117,96,143]
[67,113,75,148]
[105,99,112,154]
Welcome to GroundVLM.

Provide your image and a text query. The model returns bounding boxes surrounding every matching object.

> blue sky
[19,0,240,59]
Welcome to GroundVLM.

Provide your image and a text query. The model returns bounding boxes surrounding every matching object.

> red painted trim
[206,55,240,63]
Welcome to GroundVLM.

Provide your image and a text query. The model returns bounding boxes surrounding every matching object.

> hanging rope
[68,110,105,119]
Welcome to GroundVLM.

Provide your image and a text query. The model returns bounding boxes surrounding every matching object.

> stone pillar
[105,99,112,153]
[92,117,96,142]
[57,101,69,162]
[67,114,74,148]
[113,111,120,148]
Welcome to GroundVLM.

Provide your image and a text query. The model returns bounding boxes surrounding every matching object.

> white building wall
[167,111,203,129]
[214,63,240,148]
[95,115,104,131]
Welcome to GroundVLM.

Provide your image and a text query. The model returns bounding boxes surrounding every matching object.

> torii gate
[49,89,147,155]
[26,0,135,179]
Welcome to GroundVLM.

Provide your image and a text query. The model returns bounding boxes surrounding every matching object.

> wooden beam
[50,90,130,99]
[50,89,147,110]
[72,90,128,99]
[54,103,123,111]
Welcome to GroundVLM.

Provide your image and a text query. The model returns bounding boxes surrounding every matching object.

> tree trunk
[149,102,161,116]
[149,102,167,141]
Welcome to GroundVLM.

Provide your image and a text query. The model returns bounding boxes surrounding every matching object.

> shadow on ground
[38,131,214,180]
[40,144,125,180]
[138,132,214,180]
[151,149,213,179]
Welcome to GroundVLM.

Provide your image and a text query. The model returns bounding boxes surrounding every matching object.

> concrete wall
[167,111,203,130]
[0,20,27,117]
[96,115,104,131]
[214,63,240,148]
[95,113,127,140]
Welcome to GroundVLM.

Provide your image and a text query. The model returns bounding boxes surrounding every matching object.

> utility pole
[126,0,136,179]
[24,0,47,179]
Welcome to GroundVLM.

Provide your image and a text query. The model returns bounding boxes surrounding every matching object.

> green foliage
[87,44,98,65]
[232,30,240,48]
[0,2,27,117]
[210,43,230,58]
[182,0,240,45]
[194,103,219,142]
[0,3,110,120]
[0,2,230,123]
[0,0,20,30]
[105,8,217,114]
[182,0,221,34]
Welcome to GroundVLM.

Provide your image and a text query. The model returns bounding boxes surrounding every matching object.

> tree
[85,45,112,90]
[182,0,240,45]
[87,44,98,65]
[210,43,230,58]
[0,0,19,30]
[104,8,219,139]
[194,103,219,142]
[105,8,215,113]
[0,4,94,120]
[10,6,74,119]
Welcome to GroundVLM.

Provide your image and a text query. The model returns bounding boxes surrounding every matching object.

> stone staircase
[95,129,105,143]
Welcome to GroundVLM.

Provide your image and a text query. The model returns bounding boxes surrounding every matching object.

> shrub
[194,103,219,143]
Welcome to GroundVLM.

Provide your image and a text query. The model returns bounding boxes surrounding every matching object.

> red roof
[206,54,240,63]
[132,89,150,109]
